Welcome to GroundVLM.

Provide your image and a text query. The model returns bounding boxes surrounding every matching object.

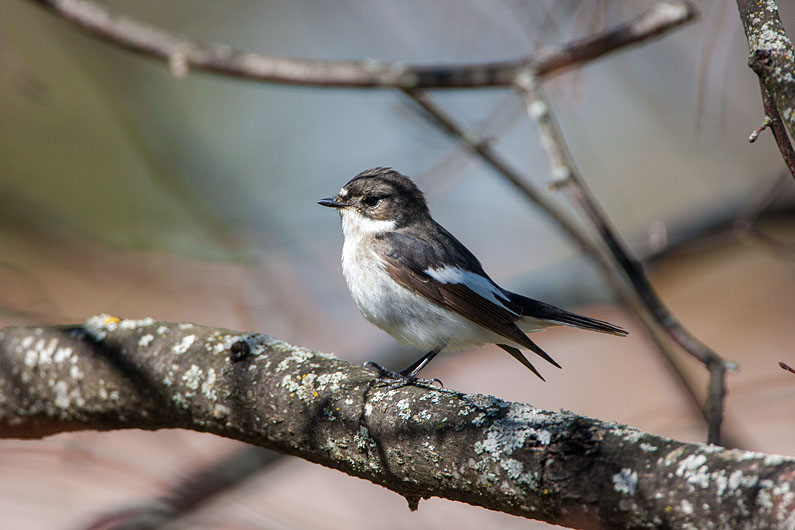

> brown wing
[381,254,561,370]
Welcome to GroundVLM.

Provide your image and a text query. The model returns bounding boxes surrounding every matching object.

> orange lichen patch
[104,316,120,325]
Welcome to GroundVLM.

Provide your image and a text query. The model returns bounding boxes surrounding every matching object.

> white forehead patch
[339,187,348,197]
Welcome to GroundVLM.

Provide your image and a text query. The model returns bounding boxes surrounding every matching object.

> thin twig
[30,0,695,89]
[517,76,737,445]
[404,90,595,254]
[779,361,795,374]
[757,81,795,180]
[748,116,771,143]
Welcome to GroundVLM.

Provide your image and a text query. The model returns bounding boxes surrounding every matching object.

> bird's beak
[318,197,348,208]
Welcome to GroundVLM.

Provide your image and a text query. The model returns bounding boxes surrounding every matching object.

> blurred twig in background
[516,77,735,445]
[82,446,279,530]
[29,0,694,89]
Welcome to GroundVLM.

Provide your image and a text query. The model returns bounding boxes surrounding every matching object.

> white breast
[338,209,512,352]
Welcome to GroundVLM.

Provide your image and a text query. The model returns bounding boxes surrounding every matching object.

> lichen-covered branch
[736,0,795,175]
[0,317,792,529]
[30,0,694,88]
[757,80,795,180]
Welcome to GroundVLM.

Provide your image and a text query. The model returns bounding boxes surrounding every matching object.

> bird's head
[318,167,429,234]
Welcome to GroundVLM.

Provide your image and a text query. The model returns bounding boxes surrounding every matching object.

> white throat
[339,208,396,239]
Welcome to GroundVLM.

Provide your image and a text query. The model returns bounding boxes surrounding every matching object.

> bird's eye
[363,196,380,207]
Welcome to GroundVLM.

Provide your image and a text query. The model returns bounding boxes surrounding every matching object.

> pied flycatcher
[319,167,627,384]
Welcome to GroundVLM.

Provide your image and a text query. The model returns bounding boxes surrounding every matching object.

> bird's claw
[363,361,443,389]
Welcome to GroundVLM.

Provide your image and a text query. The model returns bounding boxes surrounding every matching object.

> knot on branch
[749,48,775,72]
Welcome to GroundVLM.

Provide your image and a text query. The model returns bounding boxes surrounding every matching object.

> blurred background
[1,0,794,528]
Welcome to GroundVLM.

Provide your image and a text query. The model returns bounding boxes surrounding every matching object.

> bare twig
[748,116,772,143]
[779,361,795,374]
[757,81,795,180]
[30,0,694,89]
[403,89,596,255]
[516,77,737,445]
[1,318,792,528]
[735,0,795,179]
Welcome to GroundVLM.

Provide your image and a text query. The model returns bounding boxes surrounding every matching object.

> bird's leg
[400,347,443,378]
[364,345,445,389]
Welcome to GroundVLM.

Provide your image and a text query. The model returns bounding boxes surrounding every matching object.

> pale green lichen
[728,469,759,490]
[163,363,180,387]
[53,380,84,410]
[212,404,231,418]
[172,392,187,409]
[316,371,346,392]
[84,314,114,340]
[202,368,217,401]
[280,373,319,402]
[500,458,525,480]
[276,349,313,372]
[69,365,83,380]
[474,404,553,460]
[352,426,382,473]
[210,334,242,355]
[676,453,710,489]
[396,399,411,420]
[613,468,638,495]
[61,347,76,364]
[172,335,195,355]
[182,364,202,391]
[118,317,155,330]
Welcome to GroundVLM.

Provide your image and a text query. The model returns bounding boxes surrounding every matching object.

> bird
[318,167,627,385]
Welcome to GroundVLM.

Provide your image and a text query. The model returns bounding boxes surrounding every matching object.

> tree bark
[0,316,793,529]
[736,0,795,177]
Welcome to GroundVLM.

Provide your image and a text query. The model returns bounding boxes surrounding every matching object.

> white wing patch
[425,266,517,314]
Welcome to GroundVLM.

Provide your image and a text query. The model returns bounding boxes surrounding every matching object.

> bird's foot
[363,361,443,390]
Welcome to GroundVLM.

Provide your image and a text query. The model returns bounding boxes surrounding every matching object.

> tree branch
[1,317,792,529]
[30,0,694,89]
[757,81,795,180]
[736,0,795,179]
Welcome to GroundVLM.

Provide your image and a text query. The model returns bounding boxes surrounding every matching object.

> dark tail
[507,293,628,337]
[497,344,547,381]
